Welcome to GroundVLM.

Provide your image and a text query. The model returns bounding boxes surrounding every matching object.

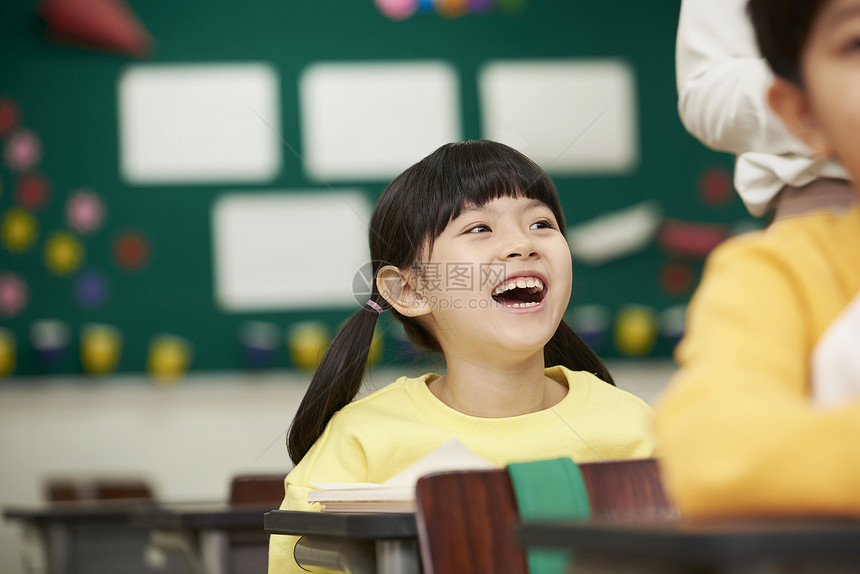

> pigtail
[287,302,383,465]
[545,321,615,386]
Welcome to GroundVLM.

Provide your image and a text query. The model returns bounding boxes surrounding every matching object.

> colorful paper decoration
[147,334,192,383]
[375,0,418,20]
[66,188,104,234]
[436,0,468,17]
[240,321,280,369]
[660,304,687,348]
[3,130,42,172]
[74,269,110,309]
[568,202,662,266]
[114,231,149,270]
[568,305,610,352]
[287,321,330,370]
[30,319,71,371]
[699,167,733,207]
[80,324,122,375]
[38,0,153,58]
[0,272,28,317]
[45,231,84,275]
[0,99,20,137]
[0,328,15,377]
[375,0,526,19]
[15,172,50,211]
[2,208,39,253]
[469,0,494,12]
[657,219,728,259]
[659,261,695,297]
[614,305,658,357]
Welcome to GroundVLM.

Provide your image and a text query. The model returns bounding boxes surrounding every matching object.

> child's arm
[655,231,860,517]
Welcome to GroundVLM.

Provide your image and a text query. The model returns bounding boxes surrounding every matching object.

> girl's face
[414,195,572,364]
[797,0,860,183]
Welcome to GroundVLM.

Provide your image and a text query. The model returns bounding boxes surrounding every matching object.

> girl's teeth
[510,301,539,308]
[492,277,545,295]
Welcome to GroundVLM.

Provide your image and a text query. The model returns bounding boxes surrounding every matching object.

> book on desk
[307,438,496,513]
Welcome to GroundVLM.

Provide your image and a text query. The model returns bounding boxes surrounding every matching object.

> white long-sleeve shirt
[675,0,848,216]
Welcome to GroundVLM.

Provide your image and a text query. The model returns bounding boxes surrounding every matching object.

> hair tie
[365,300,383,314]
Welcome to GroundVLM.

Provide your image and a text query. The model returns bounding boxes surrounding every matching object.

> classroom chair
[230,473,287,507]
[414,458,675,574]
[35,478,161,574]
[45,477,155,502]
[228,473,287,573]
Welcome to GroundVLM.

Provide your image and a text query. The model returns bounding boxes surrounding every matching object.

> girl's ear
[377,265,432,317]
[768,77,834,158]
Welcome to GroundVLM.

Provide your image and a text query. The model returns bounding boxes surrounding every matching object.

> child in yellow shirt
[656,0,860,517]
[269,141,657,573]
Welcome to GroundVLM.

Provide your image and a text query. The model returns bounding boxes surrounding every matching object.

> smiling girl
[269,140,656,573]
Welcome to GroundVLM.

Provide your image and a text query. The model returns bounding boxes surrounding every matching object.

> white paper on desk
[309,438,498,493]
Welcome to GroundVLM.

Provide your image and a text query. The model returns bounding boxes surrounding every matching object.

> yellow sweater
[269,366,656,573]
[655,206,860,517]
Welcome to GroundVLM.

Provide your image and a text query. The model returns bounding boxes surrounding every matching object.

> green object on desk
[508,458,590,574]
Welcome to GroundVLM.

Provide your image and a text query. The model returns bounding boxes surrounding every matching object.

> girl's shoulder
[548,365,653,412]
[335,372,439,417]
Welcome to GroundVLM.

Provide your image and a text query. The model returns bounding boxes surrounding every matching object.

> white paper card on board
[212,191,371,311]
[479,59,638,175]
[300,61,462,181]
[119,63,281,184]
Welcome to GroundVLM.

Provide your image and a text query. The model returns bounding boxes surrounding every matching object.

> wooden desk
[519,517,860,573]
[131,503,273,574]
[4,502,185,574]
[264,510,419,574]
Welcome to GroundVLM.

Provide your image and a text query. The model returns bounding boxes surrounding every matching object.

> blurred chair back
[46,478,154,502]
[414,458,675,574]
[229,473,286,507]
[579,458,677,521]
[228,473,286,574]
[416,468,526,574]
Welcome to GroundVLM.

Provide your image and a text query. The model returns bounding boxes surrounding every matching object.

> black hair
[287,140,615,464]
[748,0,828,85]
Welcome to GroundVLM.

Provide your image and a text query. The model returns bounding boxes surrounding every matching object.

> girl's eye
[467,224,491,233]
[530,219,555,230]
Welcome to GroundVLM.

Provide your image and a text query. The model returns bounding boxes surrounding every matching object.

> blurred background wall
[0,0,739,571]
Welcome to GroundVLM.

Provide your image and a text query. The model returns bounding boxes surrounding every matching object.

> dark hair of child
[747,0,827,85]
[287,140,615,464]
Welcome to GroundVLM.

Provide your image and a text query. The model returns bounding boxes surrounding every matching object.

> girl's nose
[504,233,538,259]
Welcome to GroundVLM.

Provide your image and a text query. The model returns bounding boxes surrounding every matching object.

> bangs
[421,141,566,245]
[370,140,566,271]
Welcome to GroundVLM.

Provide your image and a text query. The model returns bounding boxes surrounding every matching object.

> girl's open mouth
[491,276,547,308]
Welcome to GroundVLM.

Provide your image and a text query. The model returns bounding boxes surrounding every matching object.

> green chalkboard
[0,0,748,377]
